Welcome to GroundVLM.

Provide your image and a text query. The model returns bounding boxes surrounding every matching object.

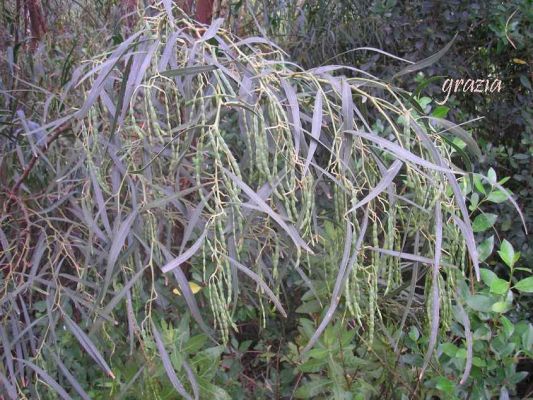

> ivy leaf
[514,277,533,293]
[497,240,515,268]
[472,213,497,232]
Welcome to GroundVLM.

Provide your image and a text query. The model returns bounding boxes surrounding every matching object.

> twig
[6,122,71,206]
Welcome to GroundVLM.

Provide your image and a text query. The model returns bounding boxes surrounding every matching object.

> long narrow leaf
[419,202,443,380]
[392,34,457,79]
[162,230,207,273]
[303,207,370,353]
[151,322,194,400]
[346,130,459,174]
[347,160,402,213]
[302,90,323,176]
[455,295,473,385]
[222,167,312,253]
[226,256,287,317]
[62,314,115,379]
[100,209,138,301]
[16,359,73,400]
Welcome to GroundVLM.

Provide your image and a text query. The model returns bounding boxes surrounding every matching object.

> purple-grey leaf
[162,230,207,274]
[226,256,287,317]
[63,313,115,379]
[222,167,312,254]
[303,90,323,177]
[151,321,194,400]
[419,202,442,380]
[347,160,402,214]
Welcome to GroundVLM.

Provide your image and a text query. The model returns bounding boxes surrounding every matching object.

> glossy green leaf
[472,357,486,367]
[440,342,458,357]
[431,105,449,118]
[455,348,467,359]
[473,174,486,194]
[498,240,515,268]
[408,326,420,342]
[469,192,479,211]
[466,295,494,312]
[487,168,497,184]
[514,277,533,293]
[491,301,511,313]
[487,190,508,203]
[294,378,331,398]
[472,213,497,233]
[307,348,330,360]
[478,236,494,263]
[480,268,497,287]
[435,376,455,394]
[500,316,514,338]
[490,278,510,295]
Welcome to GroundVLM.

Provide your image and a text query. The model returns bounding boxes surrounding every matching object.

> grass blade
[159,65,218,77]
[100,209,138,301]
[346,130,458,174]
[0,370,17,400]
[303,207,369,353]
[456,295,473,385]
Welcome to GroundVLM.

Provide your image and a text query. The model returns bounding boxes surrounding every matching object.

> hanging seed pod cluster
[64,4,481,349]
